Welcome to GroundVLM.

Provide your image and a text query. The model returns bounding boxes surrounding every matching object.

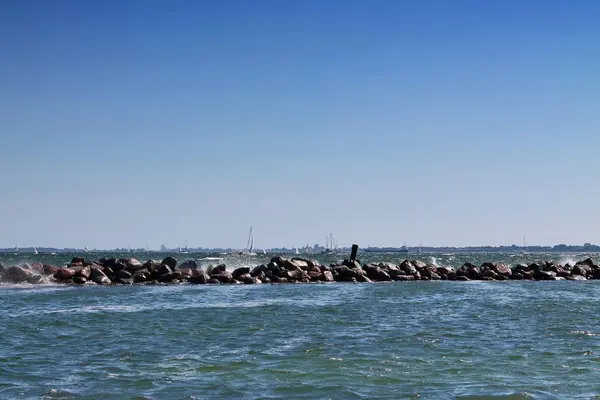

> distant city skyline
[2,0,600,249]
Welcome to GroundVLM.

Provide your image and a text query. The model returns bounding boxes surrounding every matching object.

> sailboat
[180,240,189,254]
[84,245,89,253]
[238,227,257,256]
[14,245,19,255]
[321,233,336,254]
[520,235,527,254]
[33,247,38,255]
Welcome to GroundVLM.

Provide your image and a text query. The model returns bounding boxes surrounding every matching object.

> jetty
[1,255,599,285]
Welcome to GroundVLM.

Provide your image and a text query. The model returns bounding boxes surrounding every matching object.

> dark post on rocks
[350,244,359,261]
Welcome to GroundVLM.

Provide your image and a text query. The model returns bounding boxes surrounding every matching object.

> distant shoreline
[1,246,600,254]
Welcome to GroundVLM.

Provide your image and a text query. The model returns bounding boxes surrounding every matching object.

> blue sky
[1,0,599,249]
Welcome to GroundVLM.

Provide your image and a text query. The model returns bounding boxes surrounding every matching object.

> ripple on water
[2,282,600,398]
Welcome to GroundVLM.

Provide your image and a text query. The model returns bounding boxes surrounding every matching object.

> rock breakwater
[2,256,600,285]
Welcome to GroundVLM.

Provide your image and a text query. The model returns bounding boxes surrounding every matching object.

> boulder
[211,271,233,283]
[56,267,76,280]
[71,257,85,264]
[189,272,209,284]
[117,270,133,279]
[572,265,589,277]
[534,270,557,280]
[121,258,143,272]
[77,266,91,279]
[133,270,151,283]
[178,260,198,270]
[575,258,595,268]
[43,264,59,275]
[2,266,30,283]
[73,276,87,284]
[399,260,418,275]
[157,273,174,283]
[161,256,178,270]
[156,264,173,276]
[321,271,334,282]
[90,268,111,285]
[212,264,227,274]
[492,263,512,277]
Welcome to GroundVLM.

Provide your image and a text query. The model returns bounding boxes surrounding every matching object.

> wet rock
[456,276,470,281]
[467,266,481,280]
[211,272,233,284]
[322,271,334,282]
[510,272,524,280]
[437,266,455,276]
[208,278,221,284]
[307,271,322,281]
[521,270,535,280]
[566,275,587,281]
[77,266,91,279]
[71,257,85,264]
[43,264,59,275]
[374,269,391,281]
[179,268,193,278]
[156,264,172,276]
[285,258,309,270]
[133,270,151,283]
[212,264,227,274]
[332,266,359,282]
[572,265,589,277]
[178,260,198,270]
[483,269,498,279]
[56,268,76,280]
[26,274,43,284]
[244,276,262,284]
[233,267,251,279]
[189,272,209,284]
[121,258,143,272]
[534,270,557,280]
[73,276,87,284]
[90,268,111,285]
[161,256,177,270]
[119,278,134,285]
[157,273,174,283]
[251,264,269,277]
[420,265,438,279]
[2,266,30,283]
[117,270,133,279]
[399,260,418,275]
[576,258,595,268]
[492,263,512,278]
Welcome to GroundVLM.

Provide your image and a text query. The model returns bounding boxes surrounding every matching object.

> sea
[1,251,600,399]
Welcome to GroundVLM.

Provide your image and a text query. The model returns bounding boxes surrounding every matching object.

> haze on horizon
[1,0,599,250]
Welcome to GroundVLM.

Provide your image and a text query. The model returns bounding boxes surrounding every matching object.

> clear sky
[1,0,599,249]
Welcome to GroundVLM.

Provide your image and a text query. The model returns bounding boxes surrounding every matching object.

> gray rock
[161,257,177,269]
[90,268,111,285]
[178,260,198,270]
[2,266,30,283]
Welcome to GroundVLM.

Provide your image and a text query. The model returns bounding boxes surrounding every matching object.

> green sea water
[1,252,600,399]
